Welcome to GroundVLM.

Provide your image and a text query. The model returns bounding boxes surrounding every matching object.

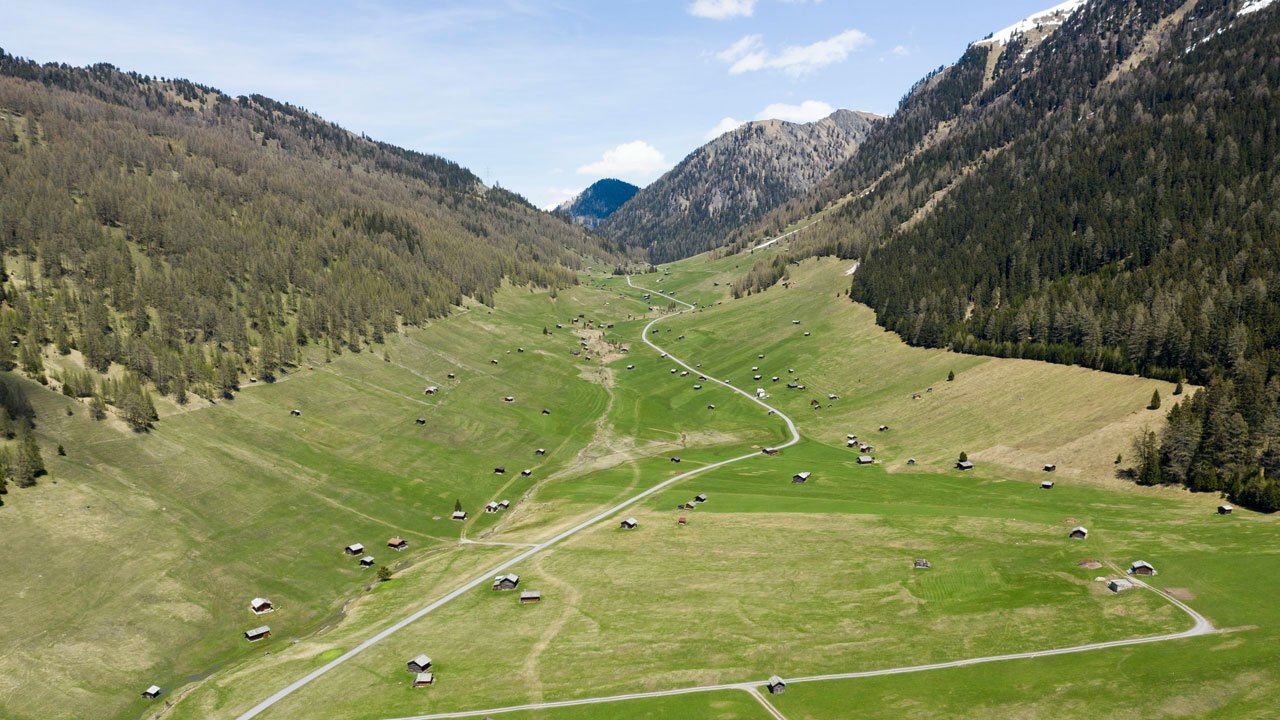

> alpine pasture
[3,251,1276,720]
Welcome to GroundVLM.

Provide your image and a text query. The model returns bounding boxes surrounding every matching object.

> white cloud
[539,186,584,211]
[891,45,910,56]
[688,0,757,19]
[718,28,871,76]
[704,116,747,140]
[756,100,835,123]
[576,141,670,182]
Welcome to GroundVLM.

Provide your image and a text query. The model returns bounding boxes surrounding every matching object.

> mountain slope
[726,0,1280,509]
[554,178,639,228]
[601,109,880,262]
[0,50,618,416]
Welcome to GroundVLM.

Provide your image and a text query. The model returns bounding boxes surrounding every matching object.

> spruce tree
[1148,390,1161,410]
[947,370,955,382]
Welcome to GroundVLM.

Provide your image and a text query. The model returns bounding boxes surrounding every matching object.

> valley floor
[2,252,1276,720]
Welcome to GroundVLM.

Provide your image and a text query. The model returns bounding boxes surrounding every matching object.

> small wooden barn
[520,590,542,604]
[695,493,708,503]
[1108,578,1136,593]
[244,625,271,642]
[536,448,547,455]
[1218,504,1233,515]
[424,386,439,395]
[142,686,163,699]
[498,500,510,509]
[521,468,533,477]
[762,447,779,455]
[494,466,506,474]
[388,537,408,551]
[914,558,931,569]
[1041,481,1055,489]
[407,654,432,673]
[956,460,974,471]
[451,510,467,520]
[1129,560,1158,576]
[503,396,515,402]
[858,455,874,465]
[415,417,426,425]
[678,516,688,525]
[767,675,786,695]
[493,574,520,590]
[344,543,364,556]
[412,672,434,687]
[793,471,812,483]
[671,457,682,464]
[359,555,375,568]
[290,409,301,416]
[707,404,716,410]
[250,597,274,614]
[1043,464,1057,472]
[1070,526,1088,540]
[620,517,638,529]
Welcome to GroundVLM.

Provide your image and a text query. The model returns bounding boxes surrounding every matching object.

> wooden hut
[359,556,375,568]
[485,501,499,513]
[762,447,779,455]
[914,558,931,569]
[494,466,506,474]
[1043,464,1057,472]
[388,537,408,551]
[142,686,163,699]
[792,471,812,483]
[519,590,542,604]
[412,672,434,687]
[1041,481,1055,489]
[451,510,467,520]
[244,625,271,642]
[521,468,533,477]
[695,493,708,503]
[620,517,638,529]
[956,460,974,471]
[250,597,274,614]
[290,409,301,416]
[678,516,688,525]
[1218,505,1233,515]
[1129,561,1158,576]
[406,654,432,673]
[767,675,786,695]
[344,543,364,556]
[1108,578,1136,593]
[1069,526,1088,540]
[493,574,520,590]
[858,455,874,465]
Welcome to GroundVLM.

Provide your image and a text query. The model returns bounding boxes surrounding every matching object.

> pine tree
[958,451,968,463]
[453,499,462,514]
[1148,390,1161,410]
[947,370,955,382]
[1173,380,1184,395]
[376,565,392,582]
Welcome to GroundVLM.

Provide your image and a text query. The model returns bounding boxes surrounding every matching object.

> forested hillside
[726,0,1280,509]
[554,178,639,229]
[0,51,617,433]
[602,109,879,262]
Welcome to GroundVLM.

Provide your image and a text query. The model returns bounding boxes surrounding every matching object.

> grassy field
[3,249,1276,720]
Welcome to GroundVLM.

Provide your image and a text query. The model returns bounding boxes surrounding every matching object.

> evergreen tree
[376,565,392,582]
[947,370,955,382]
[1148,391,1161,411]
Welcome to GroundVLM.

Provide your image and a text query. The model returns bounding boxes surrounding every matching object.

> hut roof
[409,654,432,668]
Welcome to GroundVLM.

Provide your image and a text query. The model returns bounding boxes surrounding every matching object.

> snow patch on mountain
[975,0,1088,46]
[1239,0,1276,15]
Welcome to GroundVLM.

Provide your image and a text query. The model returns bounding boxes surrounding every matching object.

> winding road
[232,278,799,720]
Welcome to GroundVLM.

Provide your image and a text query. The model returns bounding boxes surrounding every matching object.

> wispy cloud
[717,28,871,75]
[576,140,670,182]
[757,100,834,123]
[891,44,910,56]
[688,0,758,20]
[704,116,747,140]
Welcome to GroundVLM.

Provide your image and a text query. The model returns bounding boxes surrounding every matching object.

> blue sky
[5,0,1055,208]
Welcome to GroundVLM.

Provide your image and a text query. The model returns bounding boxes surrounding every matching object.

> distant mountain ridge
[600,109,880,262]
[554,178,639,229]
